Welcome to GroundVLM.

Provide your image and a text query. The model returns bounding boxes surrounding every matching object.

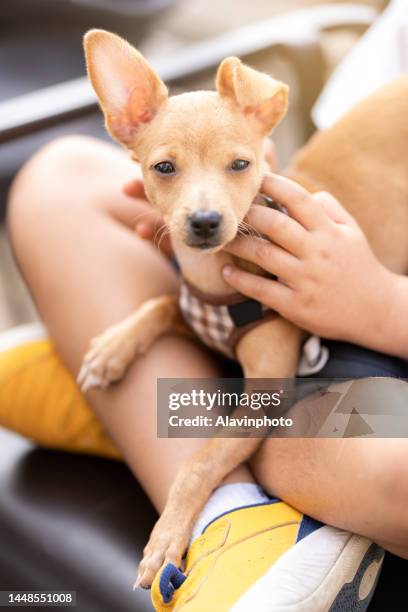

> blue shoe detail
[296,515,323,542]
[159,564,187,604]
[329,544,384,612]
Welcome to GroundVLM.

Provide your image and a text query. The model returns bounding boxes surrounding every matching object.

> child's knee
[8,136,94,213]
[7,136,113,255]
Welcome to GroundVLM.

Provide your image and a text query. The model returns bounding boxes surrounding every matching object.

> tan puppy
[80,29,408,588]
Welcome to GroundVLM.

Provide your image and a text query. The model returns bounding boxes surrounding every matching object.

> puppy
[80,29,408,588]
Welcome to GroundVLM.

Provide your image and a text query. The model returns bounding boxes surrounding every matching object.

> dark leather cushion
[0,428,155,611]
[0,427,406,611]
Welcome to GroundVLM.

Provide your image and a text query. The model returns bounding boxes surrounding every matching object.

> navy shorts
[222,340,408,382]
[311,341,408,379]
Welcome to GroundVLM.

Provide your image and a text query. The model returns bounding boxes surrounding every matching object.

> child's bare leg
[7,135,252,512]
[252,435,408,558]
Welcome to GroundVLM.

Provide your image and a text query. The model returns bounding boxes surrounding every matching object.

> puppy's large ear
[216,57,288,134]
[84,30,168,146]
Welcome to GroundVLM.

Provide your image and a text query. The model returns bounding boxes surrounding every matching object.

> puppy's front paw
[135,515,191,590]
[77,325,141,392]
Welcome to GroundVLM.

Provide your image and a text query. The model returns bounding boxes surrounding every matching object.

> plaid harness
[179,281,330,373]
[179,280,278,359]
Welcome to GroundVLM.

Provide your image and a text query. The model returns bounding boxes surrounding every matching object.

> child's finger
[261,173,330,231]
[123,178,146,199]
[135,221,156,239]
[222,264,290,311]
[313,191,359,228]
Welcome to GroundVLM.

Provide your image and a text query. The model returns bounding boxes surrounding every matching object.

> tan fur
[78,295,191,390]
[287,77,408,273]
[80,29,408,588]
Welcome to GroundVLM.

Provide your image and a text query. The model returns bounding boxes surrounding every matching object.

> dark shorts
[312,341,408,379]
[224,340,408,380]
[291,343,408,437]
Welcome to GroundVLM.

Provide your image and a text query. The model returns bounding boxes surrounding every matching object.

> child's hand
[222,173,398,349]
[123,178,173,258]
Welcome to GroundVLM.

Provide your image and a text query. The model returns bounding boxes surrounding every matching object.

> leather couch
[0,428,154,611]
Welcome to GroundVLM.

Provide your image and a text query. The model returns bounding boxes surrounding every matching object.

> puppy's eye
[153,161,176,175]
[230,159,250,172]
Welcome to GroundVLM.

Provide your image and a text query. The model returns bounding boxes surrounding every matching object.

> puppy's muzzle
[186,210,223,248]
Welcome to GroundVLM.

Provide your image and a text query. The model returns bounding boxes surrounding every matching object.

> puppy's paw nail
[80,372,103,392]
[76,365,87,385]
[133,574,150,590]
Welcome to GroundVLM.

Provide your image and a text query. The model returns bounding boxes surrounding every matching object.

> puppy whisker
[238,221,263,241]
[155,224,170,252]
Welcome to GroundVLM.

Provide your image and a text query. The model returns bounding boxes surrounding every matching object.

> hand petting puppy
[223,173,398,353]
[123,178,174,258]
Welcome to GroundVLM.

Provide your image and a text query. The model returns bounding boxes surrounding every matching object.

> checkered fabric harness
[179,281,330,373]
[179,280,278,359]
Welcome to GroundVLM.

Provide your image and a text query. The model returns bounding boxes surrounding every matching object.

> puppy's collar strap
[179,280,278,359]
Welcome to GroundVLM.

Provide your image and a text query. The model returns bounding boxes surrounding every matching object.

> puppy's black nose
[189,210,221,238]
